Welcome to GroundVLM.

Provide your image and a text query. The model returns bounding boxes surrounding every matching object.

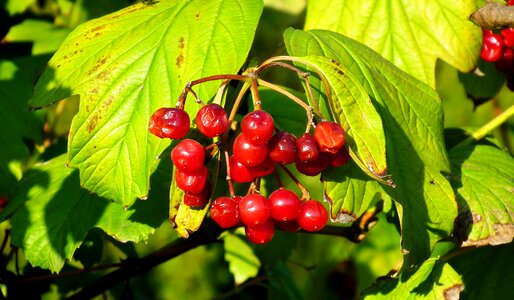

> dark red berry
[195,103,229,138]
[328,146,351,167]
[0,196,8,209]
[171,139,205,171]
[183,181,210,207]
[481,33,504,62]
[501,28,514,47]
[210,196,240,228]
[295,153,330,176]
[233,133,268,167]
[509,0,514,6]
[148,107,190,139]
[314,121,346,154]
[268,132,297,164]
[495,47,514,73]
[238,194,270,226]
[175,165,208,194]
[268,188,301,221]
[247,156,276,177]
[245,219,275,244]
[241,110,274,145]
[228,155,256,183]
[297,200,328,232]
[275,219,300,232]
[296,133,319,162]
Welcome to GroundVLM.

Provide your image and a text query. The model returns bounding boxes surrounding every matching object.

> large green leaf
[363,258,463,299]
[30,0,263,207]
[284,29,457,267]
[223,231,261,285]
[304,0,481,87]
[449,144,514,247]
[5,155,168,272]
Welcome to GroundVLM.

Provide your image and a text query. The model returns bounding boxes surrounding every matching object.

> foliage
[0,0,513,299]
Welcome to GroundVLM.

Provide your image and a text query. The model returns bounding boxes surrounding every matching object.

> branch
[470,2,514,29]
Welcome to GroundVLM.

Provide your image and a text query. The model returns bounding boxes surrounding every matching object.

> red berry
[501,28,514,47]
[228,155,256,183]
[183,181,210,207]
[247,156,276,177]
[148,107,190,139]
[238,194,270,226]
[275,219,300,232]
[268,188,301,221]
[328,146,351,167]
[195,103,229,138]
[297,200,328,232]
[241,110,274,145]
[175,165,208,194]
[210,196,240,228]
[233,133,268,167]
[509,0,514,6]
[295,153,330,176]
[314,121,346,154]
[481,33,504,62]
[171,139,205,171]
[245,219,275,244]
[296,133,319,162]
[268,132,297,164]
[495,47,514,73]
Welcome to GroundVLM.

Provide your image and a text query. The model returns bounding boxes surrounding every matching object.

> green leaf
[4,20,72,55]
[8,155,168,272]
[449,144,514,247]
[458,60,505,106]
[223,232,261,285]
[449,243,514,300]
[31,0,263,207]
[363,259,463,299]
[5,0,35,15]
[304,0,481,87]
[284,29,457,267]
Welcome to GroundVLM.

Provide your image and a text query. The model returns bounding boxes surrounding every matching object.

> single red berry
[481,33,504,62]
[228,155,256,183]
[245,219,275,244]
[275,219,301,232]
[241,110,275,145]
[314,121,346,154]
[296,133,319,162]
[175,165,208,194]
[195,103,229,138]
[328,146,351,167]
[239,194,270,226]
[247,156,276,177]
[268,188,301,221]
[233,133,268,167]
[297,200,328,232]
[210,196,240,228]
[509,0,514,6]
[183,181,210,207]
[501,28,514,47]
[268,132,297,164]
[295,153,330,176]
[148,107,190,139]
[171,139,205,171]
[495,47,514,73]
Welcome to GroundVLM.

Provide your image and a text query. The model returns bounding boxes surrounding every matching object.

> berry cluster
[479,0,514,90]
[149,103,351,244]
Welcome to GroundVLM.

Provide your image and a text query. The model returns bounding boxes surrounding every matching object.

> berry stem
[278,164,310,201]
[273,170,284,188]
[224,151,236,198]
[213,79,231,105]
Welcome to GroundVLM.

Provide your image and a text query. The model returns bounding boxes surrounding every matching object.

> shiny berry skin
[268,132,297,164]
[183,181,210,207]
[228,155,256,183]
[501,28,514,47]
[233,133,268,167]
[210,196,240,228]
[481,33,504,62]
[241,110,275,145]
[314,121,346,154]
[268,188,301,221]
[195,103,229,138]
[295,153,330,176]
[245,219,275,244]
[495,47,514,73]
[148,107,190,139]
[238,194,270,226]
[171,139,205,171]
[328,146,351,167]
[247,156,276,177]
[297,200,328,232]
[296,133,319,162]
[175,165,208,194]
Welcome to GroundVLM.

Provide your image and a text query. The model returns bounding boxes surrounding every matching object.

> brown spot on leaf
[462,223,514,247]
[178,37,185,49]
[443,284,463,300]
[87,56,109,76]
[176,53,184,68]
[195,12,200,20]
[87,114,101,133]
[92,25,105,32]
